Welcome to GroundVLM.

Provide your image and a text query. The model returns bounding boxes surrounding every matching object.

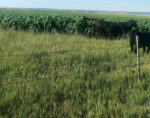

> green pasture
[0,29,150,117]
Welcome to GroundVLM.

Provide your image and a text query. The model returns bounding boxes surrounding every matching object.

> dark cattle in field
[93,20,124,39]
[92,19,108,38]
[121,20,137,35]
[106,22,123,39]
[93,19,137,39]
[107,20,137,38]
[130,30,150,53]
[79,16,137,39]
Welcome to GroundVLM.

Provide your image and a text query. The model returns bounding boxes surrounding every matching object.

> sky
[0,0,150,12]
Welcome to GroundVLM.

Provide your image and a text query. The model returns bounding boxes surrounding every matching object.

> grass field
[0,28,150,118]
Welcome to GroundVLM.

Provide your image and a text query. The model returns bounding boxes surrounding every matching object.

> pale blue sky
[0,0,150,12]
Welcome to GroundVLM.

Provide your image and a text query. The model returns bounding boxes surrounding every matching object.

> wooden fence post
[136,36,141,82]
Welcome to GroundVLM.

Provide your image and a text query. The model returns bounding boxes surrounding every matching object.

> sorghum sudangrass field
[1,9,150,36]
[0,29,150,118]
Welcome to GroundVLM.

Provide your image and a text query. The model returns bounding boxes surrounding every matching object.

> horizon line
[0,7,150,13]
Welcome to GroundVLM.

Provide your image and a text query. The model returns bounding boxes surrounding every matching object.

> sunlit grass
[0,29,150,118]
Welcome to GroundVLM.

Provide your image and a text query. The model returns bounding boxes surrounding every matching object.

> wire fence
[0,55,136,74]
[0,46,135,78]
[0,45,149,90]
[0,44,150,85]
[0,46,130,58]
[1,62,150,86]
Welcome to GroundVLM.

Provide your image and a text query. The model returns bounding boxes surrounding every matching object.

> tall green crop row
[0,12,94,36]
[0,13,78,34]
[137,20,150,32]
[1,9,150,36]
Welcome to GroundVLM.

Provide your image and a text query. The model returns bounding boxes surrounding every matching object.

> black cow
[92,19,137,39]
[107,20,137,39]
[93,20,123,39]
[106,22,124,39]
[121,20,137,35]
[79,16,137,39]
[130,30,150,53]
[92,19,109,38]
